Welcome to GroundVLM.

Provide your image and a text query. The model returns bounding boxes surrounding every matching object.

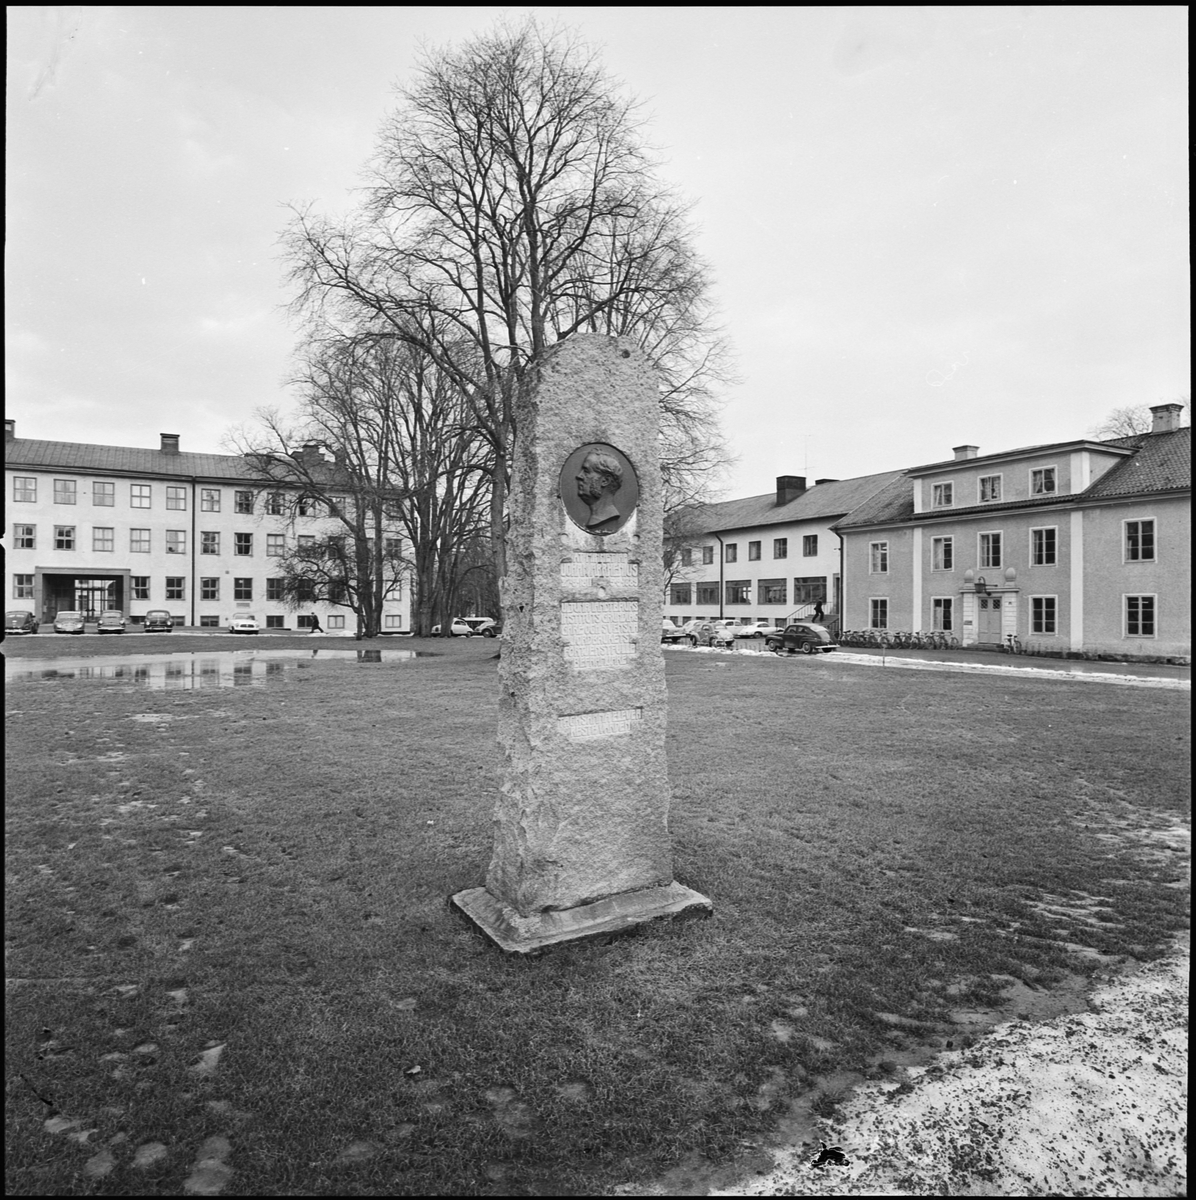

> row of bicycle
[838,629,961,650]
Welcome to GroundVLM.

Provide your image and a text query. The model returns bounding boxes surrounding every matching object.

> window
[266,579,285,601]
[979,474,1002,503]
[131,576,150,600]
[297,535,315,549]
[92,527,114,552]
[166,577,185,601]
[328,615,345,630]
[296,580,316,603]
[748,540,761,561]
[803,535,818,557]
[725,580,750,605]
[201,531,220,555]
[792,576,826,604]
[13,574,34,599]
[267,534,285,557]
[234,578,253,601]
[758,578,786,605]
[680,548,693,567]
[702,546,714,565]
[235,490,254,514]
[385,537,402,557]
[266,492,285,516]
[1124,519,1155,562]
[870,598,889,629]
[330,496,347,515]
[53,479,77,504]
[234,533,253,556]
[92,481,115,506]
[931,536,953,571]
[13,477,36,502]
[932,597,953,631]
[54,525,75,550]
[696,582,719,605]
[298,497,317,517]
[266,615,286,629]
[297,614,317,630]
[1031,596,1057,635]
[773,538,787,559]
[384,614,404,629]
[329,580,348,605]
[166,530,186,555]
[199,615,220,628]
[725,544,738,563]
[1126,595,1155,637]
[130,528,151,553]
[670,583,692,606]
[1031,527,1057,567]
[130,484,152,508]
[166,486,187,510]
[869,542,888,574]
[979,532,1002,569]
[1031,467,1057,495]
[200,578,220,601]
[932,482,954,508]
[200,488,221,512]
[14,524,35,549]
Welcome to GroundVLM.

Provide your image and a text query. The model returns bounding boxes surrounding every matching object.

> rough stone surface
[483,334,677,917]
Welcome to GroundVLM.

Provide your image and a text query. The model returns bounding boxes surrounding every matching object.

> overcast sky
[6,6,1189,498]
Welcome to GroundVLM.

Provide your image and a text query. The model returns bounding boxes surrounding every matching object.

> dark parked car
[143,610,175,633]
[97,610,127,634]
[5,610,39,635]
[53,610,85,634]
[764,621,837,655]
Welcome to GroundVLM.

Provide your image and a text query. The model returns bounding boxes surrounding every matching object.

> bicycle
[1002,633,1023,655]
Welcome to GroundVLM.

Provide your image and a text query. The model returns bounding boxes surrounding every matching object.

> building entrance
[40,574,126,622]
[976,595,1003,643]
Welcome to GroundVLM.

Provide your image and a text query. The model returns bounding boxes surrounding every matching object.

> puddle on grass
[4,648,440,690]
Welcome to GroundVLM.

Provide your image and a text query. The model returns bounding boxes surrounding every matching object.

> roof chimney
[160,433,180,453]
[776,475,806,506]
[953,445,979,461]
[4,419,14,440]
[814,478,839,486]
[1149,403,1184,434]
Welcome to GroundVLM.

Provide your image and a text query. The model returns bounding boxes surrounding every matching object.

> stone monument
[451,334,712,952]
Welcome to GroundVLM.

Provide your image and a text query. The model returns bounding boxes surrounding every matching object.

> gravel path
[713,942,1188,1197]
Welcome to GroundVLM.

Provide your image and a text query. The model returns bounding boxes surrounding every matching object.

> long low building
[834,405,1190,659]
[4,421,411,633]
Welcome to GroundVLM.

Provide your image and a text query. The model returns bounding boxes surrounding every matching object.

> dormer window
[932,482,953,507]
[1031,467,1057,495]
[979,474,1002,503]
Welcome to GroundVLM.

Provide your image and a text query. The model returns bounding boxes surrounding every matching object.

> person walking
[309,613,323,635]
[812,599,825,623]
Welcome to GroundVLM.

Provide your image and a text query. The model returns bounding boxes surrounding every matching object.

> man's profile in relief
[575,450,625,530]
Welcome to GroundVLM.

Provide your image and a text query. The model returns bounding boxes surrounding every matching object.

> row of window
[10,477,349,515]
[864,595,1158,637]
[678,536,819,568]
[11,525,402,558]
[930,467,1057,509]
[9,574,389,604]
[869,520,1156,573]
[669,577,828,607]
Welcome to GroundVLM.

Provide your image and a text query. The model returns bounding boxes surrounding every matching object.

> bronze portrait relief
[559,443,640,535]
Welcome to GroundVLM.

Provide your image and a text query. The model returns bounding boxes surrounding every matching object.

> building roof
[680,470,906,535]
[4,436,260,482]
[834,427,1191,530]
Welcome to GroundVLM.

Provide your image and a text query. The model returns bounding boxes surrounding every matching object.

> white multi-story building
[4,421,411,632]
[663,471,904,630]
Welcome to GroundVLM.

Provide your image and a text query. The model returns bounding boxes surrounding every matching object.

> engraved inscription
[557,708,643,742]
[561,601,638,669]
[560,553,639,591]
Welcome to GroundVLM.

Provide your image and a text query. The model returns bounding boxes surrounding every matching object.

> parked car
[97,610,126,634]
[229,614,261,635]
[661,619,687,644]
[53,610,86,634]
[461,616,500,638]
[730,620,772,639]
[688,620,737,648]
[143,610,175,633]
[764,621,837,655]
[431,618,475,637]
[5,610,39,635]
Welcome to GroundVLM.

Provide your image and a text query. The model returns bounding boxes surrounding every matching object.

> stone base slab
[451,881,713,954]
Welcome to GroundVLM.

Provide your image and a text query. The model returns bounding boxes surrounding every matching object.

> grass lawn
[5,639,1190,1196]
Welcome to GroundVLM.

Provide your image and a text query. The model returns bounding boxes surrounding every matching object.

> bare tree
[1089,399,1189,440]
[281,17,731,585]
